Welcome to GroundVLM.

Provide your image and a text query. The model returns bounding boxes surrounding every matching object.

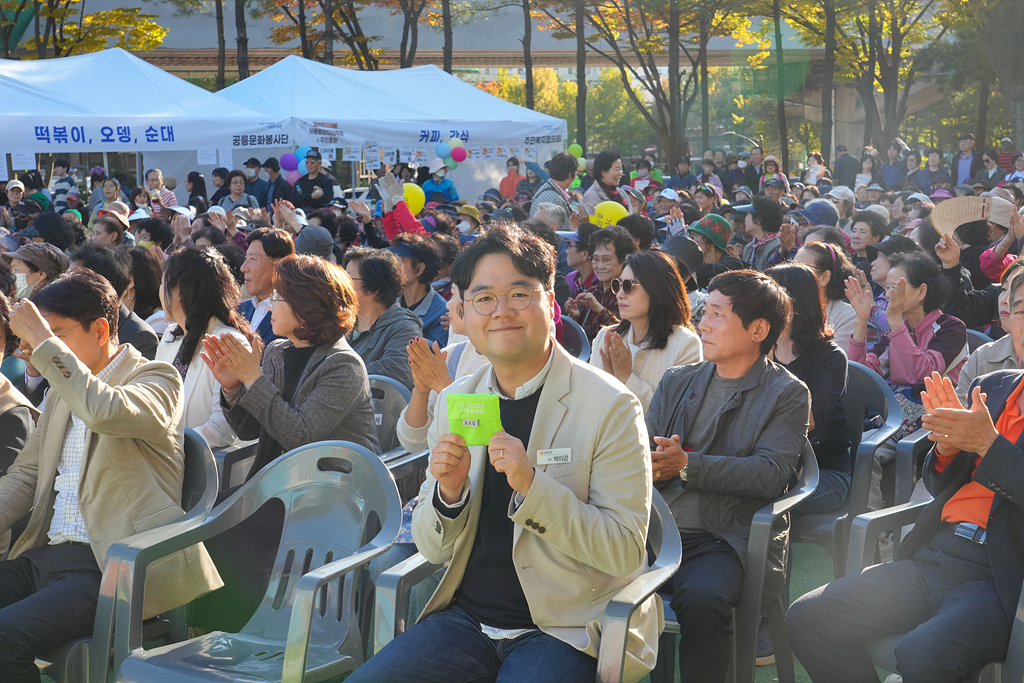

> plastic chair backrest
[559,316,591,363]
[845,361,897,460]
[181,428,219,517]
[966,329,992,354]
[218,442,400,656]
[368,375,412,454]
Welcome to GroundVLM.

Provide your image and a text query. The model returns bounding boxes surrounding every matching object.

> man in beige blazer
[0,271,221,682]
[349,224,659,683]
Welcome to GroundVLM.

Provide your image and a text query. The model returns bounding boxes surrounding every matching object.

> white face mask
[14,272,33,298]
[737,160,748,168]
[245,168,257,179]
[434,170,447,180]
[136,201,147,208]
[457,220,473,234]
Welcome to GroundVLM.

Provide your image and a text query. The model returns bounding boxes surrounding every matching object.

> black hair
[343,247,406,306]
[212,167,229,182]
[213,243,247,287]
[450,222,555,294]
[617,250,693,350]
[616,215,656,251]
[163,247,254,366]
[136,218,174,249]
[749,196,784,233]
[394,233,442,284]
[430,233,461,271]
[707,269,793,356]
[954,219,992,247]
[765,263,833,356]
[588,226,637,263]
[126,246,164,320]
[851,210,889,241]
[71,243,132,298]
[911,221,943,263]
[193,224,228,246]
[887,251,950,313]
[246,227,296,259]
[188,196,209,214]
[548,152,578,182]
[798,241,858,301]
[570,222,601,256]
[34,270,120,343]
[186,171,208,203]
[0,291,18,357]
[32,211,76,251]
[336,215,360,247]
[593,150,621,182]
[636,158,652,170]
[0,260,15,299]
[309,209,340,238]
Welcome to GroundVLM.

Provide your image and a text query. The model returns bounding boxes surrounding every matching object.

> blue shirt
[421,177,458,203]
[666,172,697,191]
[402,288,449,348]
[957,153,974,185]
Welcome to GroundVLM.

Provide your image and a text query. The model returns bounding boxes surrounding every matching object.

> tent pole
[351,161,356,196]
[103,152,109,174]
[136,152,142,186]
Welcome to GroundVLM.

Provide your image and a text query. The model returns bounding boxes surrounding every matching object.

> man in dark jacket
[832,144,859,189]
[243,157,270,208]
[788,364,1024,683]
[262,157,298,216]
[295,149,334,211]
[646,269,809,683]
[744,146,766,191]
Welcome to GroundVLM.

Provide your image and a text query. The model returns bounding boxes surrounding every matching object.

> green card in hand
[447,393,504,447]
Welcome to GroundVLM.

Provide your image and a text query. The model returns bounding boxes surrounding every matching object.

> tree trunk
[33,0,41,59]
[574,0,586,155]
[521,0,533,109]
[235,0,249,79]
[699,9,709,154]
[772,0,788,174]
[215,0,226,89]
[667,0,680,163]
[821,0,835,166]
[408,6,422,66]
[976,70,989,149]
[297,0,309,58]
[442,0,452,73]
[399,4,411,67]
[323,0,334,64]
[862,0,878,147]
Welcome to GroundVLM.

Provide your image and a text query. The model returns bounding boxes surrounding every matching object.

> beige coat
[956,333,1020,404]
[0,338,222,619]
[412,343,661,683]
[590,324,703,412]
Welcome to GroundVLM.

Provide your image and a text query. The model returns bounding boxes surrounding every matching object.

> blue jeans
[368,543,442,625]
[793,468,851,516]
[347,605,598,683]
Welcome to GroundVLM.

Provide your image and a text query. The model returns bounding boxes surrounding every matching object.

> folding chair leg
[650,632,676,683]
[767,597,795,683]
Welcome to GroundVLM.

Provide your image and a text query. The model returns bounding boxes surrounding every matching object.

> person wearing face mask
[242,157,270,208]
[2,243,70,300]
[1,180,27,231]
[422,158,459,204]
[455,205,482,244]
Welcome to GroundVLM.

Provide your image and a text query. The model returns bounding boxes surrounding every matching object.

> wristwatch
[679,463,688,488]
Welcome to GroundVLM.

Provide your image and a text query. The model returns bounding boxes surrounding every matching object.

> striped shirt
[48,346,128,545]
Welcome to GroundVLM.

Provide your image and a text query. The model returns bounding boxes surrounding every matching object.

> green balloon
[568,143,583,158]
[445,156,459,170]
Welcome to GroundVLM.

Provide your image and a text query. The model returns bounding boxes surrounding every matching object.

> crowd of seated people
[0,145,1023,683]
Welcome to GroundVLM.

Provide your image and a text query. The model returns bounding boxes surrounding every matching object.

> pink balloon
[286,169,301,185]
[280,153,299,172]
[450,146,467,163]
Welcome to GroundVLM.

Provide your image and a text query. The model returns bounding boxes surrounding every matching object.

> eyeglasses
[591,256,619,266]
[269,290,286,306]
[611,278,642,295]
[54,322,84,340]
[468,286,543,316]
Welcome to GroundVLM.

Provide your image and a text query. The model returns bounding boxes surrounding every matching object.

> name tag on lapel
[537,448,571,465]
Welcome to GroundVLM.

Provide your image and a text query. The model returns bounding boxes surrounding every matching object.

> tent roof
[219,55,565,131]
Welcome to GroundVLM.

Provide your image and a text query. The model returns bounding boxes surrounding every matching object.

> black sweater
[781,341,851,473]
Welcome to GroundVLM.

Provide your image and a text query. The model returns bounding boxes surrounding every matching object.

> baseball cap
[556,230,584,243]
[207,205,227,217]
[305,148,322,160]
[659,188,680,201]
[5,179,25,193]
[906,192,930,203]
[763,177,786,190]
[825,186,855,204]
[863,204,891,221]
[866,235,920,262]
[959,133,975,140]
[686,214,733,253]
[866,182,885,191]
[244,157,262,167]
[737,152,751,160]
[731,203,758,213]
[835,144,848,153]
[293,225,335,261]
[734,185,753,197]
[1001,137,1012,143]
[387,241,417,260]
[262,157,281,171]
[661,234,703,276]
[479,188,502,202]
[790,200,839,227]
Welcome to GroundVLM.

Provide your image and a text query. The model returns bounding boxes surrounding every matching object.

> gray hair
[534,202,566,231]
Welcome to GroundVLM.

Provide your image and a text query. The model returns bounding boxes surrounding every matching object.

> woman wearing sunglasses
[590,250,702,411]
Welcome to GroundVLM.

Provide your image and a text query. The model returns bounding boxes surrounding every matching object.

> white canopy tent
[218,56,568,200]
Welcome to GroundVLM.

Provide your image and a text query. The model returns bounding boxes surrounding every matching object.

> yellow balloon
[403,182,426,215]
[593,200,628,228]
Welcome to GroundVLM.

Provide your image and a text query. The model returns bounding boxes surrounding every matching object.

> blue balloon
[435,143,452,159]
[296,146,312,159]
[297,160,307,175]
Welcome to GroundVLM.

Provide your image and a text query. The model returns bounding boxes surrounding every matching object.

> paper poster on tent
[197,148,218,165]
[10,152,35,170]
[495,146,507,159]
[322,147,336,161]
[469,147,481,161]
[481,146,495,160]
[509,146,521,159]
[382,149,397,166]
[342,146,361,162]
[522,145,537,161]
[414,149,429,163]
[219,147,234,167]
[0,160,7,182]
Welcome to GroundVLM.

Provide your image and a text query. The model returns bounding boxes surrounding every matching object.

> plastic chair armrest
[281,539,397,683]
[895,428,933,505]
[845,500,930,575]
[374,552,446,652]
[382,448,429,481]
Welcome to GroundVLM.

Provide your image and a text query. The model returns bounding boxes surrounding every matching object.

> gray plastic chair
[652,439,819,683]
[559,315,591,363]
[212,439,259,490]
[373,490,682,683]
[35,427,220,683]
[790,361,902,579]
[108,441,402,683]
[847,500,1023,683]
[368,375,412,455]
[967,328,993,353]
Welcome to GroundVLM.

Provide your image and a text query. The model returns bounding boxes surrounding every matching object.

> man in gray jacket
[646,269,809,683]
